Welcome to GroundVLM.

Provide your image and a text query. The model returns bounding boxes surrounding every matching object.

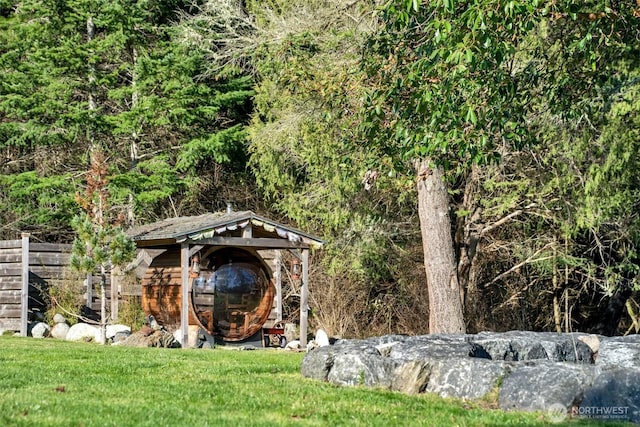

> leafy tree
[178,0,435,337]
[361,0,640,332]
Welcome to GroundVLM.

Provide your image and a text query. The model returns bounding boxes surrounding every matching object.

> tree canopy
[1,0,639,336]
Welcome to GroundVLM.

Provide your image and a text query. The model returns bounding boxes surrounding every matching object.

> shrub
[45,270,85,325]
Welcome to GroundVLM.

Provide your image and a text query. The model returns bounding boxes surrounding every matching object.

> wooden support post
[299,248,309,348]
[274,250,282,322]
[110,267,119,322]
[85,273,93,312]
[20,233,30,337]
[181,243,190,348]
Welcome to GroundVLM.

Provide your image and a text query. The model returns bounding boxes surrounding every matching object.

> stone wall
[301,331,640,424]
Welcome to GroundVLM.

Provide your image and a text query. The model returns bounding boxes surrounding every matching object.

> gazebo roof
[127,210,324,250]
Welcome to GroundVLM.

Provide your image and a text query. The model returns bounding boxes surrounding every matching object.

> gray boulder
[302,335,510,399]
[388,335,479,360]
[472,331,594,363]
[498,362,594,412]
[580,367,640,424]
[302,340,397,386]
[301,345,335,382]
[327,346,398,388]
[301,330,640,421]
[426,358,512,399]
[390,360,431,394]
[50,322,70,339]
[596,335,640,371]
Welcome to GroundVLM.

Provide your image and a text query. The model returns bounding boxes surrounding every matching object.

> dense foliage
[0,0,254,240]
[1,0,639,336]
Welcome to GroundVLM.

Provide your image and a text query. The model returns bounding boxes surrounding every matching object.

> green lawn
[0,337,633,426]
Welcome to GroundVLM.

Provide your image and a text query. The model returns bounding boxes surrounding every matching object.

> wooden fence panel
[0,236,112,334]
[0,240,22,333]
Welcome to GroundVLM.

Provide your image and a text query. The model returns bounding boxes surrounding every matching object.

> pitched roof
[127,211,324,249]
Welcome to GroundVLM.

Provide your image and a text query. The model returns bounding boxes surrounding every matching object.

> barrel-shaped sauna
[141,247,274,342]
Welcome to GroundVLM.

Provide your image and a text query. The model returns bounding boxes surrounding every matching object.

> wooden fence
[0,234,109,335]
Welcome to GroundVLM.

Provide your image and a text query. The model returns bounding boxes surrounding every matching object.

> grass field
[0,337,633,426]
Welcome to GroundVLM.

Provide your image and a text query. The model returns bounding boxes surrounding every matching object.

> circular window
[191,248,274,341]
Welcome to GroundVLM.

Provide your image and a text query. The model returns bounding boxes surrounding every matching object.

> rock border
[301,331,640,424]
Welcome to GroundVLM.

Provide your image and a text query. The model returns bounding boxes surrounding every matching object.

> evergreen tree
[70,147,136,344]
[0,0,254,240]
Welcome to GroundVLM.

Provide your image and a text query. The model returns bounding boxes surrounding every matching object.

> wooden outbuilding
[125,210,323,348]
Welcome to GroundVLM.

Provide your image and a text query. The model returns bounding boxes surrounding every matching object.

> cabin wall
[141,248,197,328]
[257,250,279,328]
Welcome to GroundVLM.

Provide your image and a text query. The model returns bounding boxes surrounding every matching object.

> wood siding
[0,238,110,332]
[140,248,280,336]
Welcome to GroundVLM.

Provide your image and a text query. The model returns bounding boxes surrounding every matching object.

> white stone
[106,324,131,339]
[172,325,200,347]
[284,323,297,343]
[53,313,67,324]
[65,323,99,342]
[173,328,182,345]
[50,322,70,339]
[315,329,330,347]
[286,340,301,350]
[30,322,50,338]
[578,334,600,354]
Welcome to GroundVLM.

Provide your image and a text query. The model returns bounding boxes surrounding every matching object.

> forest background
[1,0,639,337]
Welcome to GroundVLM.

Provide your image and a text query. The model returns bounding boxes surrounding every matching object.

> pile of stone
[27,315,132,344]
[117,325,180,348]
[26,314,183,348]
[301,331,640,424]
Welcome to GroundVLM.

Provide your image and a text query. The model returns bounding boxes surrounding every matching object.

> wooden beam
[128,249,166,279]
[133,238,178,248]
[299,248,309,348]
[29,243,72,252]
[242,222,252,238]
[20,233,29,337]
[188,245,205,257]
[184,237,310,249]
[0,240,21,249]
[180,243,189,348]
[274,250,282,322]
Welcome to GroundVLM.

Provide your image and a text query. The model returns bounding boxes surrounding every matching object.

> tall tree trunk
[416,159,465,334]
[127,46,139,227]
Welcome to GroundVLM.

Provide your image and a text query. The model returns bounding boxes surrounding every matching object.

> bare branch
[485,242,555,287]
